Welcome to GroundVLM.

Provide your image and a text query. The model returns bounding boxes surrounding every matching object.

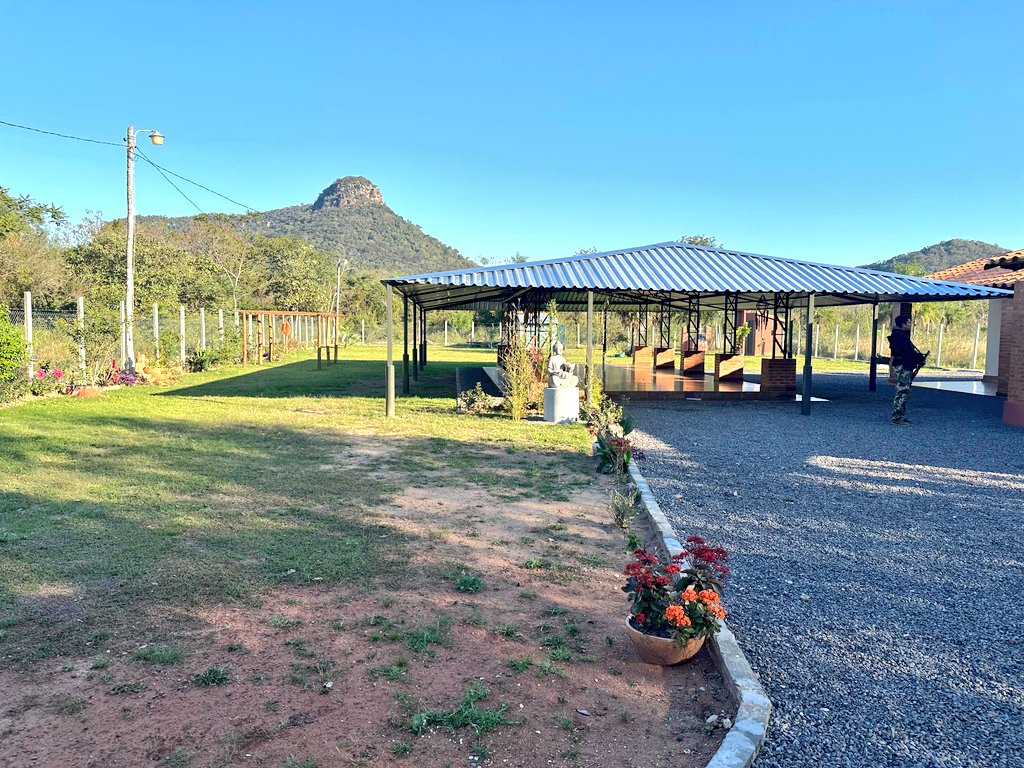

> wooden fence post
[218,308,225,343]
[937,323,944,368]
[972,322,981,370]
[23,291,33,379]
[257,314,264,365]
[200,308,207,350]
[179,305,186,366]
[153,303,159,363]
[78,296,87,379]
[119,300,127,366]
[833,324,839,360]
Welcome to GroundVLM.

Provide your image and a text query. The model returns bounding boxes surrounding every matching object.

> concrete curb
[627,460,771,768]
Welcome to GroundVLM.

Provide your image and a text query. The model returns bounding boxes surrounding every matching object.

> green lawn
[0,345,589,664]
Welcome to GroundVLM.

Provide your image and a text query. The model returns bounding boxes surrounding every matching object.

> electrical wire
[0,118,124,147]
[135,148,204,214]
[1,117,258,214]
[135,155,258,213]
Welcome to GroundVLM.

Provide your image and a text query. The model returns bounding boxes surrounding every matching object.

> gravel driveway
[628,374,1024,768]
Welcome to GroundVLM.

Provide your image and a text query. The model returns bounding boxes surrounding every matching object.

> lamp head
[148,131,164,146]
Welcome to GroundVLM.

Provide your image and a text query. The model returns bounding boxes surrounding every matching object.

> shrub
[184,347,210,372]
[458,381,494,414]
[0,303,28,402]
[29,365,65,396]
[502,331,534,421]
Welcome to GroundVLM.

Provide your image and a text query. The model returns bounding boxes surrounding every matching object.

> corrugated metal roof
[384,242,1013,310]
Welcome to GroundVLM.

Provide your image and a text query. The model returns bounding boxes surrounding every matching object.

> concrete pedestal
[544,387,580,424]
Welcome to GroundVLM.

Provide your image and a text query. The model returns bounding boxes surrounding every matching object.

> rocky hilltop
[312,176,385,210]
[142,177,473,274]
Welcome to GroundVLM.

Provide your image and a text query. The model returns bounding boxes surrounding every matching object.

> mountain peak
[312,177,384,210]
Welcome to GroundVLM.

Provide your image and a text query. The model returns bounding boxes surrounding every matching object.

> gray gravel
[628,374,1024,768]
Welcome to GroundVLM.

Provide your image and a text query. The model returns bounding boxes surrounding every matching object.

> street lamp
[125,124,163,374]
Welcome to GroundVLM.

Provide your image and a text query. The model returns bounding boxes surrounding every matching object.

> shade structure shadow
[160,356,462,400]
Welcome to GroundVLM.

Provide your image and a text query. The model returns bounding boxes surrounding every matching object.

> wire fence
[9,296,994,382]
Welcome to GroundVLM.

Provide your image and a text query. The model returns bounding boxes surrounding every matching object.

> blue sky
[3,1,1021,267]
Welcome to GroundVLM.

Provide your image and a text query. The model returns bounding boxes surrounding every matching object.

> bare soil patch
[0,438,731,767]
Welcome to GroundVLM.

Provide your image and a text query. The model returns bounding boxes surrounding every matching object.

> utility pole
[124,125,163,374]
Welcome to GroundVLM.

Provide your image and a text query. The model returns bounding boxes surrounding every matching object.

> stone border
[627,461,772,768]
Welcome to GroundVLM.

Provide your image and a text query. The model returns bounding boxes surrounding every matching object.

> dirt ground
[0,440,732,767]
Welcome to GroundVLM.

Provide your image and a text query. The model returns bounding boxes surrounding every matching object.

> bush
[502,331,534,421]
[458,382,494,414]
[0,303,28,403]
[184,347,211,373]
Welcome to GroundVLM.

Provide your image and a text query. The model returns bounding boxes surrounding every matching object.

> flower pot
[625,619,705,665]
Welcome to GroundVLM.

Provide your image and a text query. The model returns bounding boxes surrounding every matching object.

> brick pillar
[997,293,1016,396]
[1002,283,1023,426]
[760,358,796,398]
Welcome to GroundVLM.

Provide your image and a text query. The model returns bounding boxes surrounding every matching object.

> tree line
[1,185,391,326]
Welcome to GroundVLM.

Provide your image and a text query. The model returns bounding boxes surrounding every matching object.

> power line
[1,117,258,213]
[0,118,123,147]
[135,148,204,214]
[136,155,258,213]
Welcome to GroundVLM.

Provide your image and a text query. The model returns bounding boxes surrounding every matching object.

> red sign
[280,321,292,337]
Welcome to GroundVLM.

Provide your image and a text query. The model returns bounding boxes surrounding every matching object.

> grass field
[0,346,588,664]
[0,344,735,767]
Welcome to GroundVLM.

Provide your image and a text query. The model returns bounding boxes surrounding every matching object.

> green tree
[64,220,226,309]
[0,186,65,238]
[255,236,333,310]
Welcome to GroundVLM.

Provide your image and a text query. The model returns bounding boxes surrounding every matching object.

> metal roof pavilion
[383,242,1012,310]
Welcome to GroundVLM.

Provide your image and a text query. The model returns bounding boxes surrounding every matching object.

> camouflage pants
[891,365,913,421]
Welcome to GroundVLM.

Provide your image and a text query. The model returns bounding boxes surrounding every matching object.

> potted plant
[622,537,729,665]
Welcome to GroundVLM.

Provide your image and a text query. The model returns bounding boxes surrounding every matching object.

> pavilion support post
[801,294,815,415]
[420,308,427,369]
[412,302,419,382]
[869,303,880,392]
[385,286,395,417]
[586,291,594,405]
[602,304,608,363]
[402,295,410,394]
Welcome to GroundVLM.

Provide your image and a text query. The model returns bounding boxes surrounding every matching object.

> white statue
[547,341,579,388]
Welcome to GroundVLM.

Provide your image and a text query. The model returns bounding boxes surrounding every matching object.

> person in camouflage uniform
[888,315,927,425]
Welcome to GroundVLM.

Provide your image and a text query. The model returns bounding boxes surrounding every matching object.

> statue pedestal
[544,387,580,424]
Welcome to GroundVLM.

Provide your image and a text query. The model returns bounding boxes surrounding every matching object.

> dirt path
[0,437,731,767]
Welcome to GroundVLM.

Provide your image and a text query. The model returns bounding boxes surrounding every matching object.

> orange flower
[698,589,720,604]
[681,587,698,602]
[664,605,691,627]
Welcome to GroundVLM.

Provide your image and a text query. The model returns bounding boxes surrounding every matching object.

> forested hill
[141,176,474,274]
[861,239,1008,274]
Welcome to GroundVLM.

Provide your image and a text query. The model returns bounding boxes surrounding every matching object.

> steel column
[586,291,594,405]
[801,294,815,415]
[402,295,410,394]
[385,286,395,417]
[869,303,880,392]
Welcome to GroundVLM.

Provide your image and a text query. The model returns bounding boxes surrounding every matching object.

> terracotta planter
[625,619,705,665]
